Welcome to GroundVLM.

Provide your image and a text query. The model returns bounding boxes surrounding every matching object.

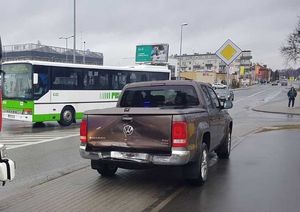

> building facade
[2,43,103,65]
[254,64,272,82]
[167,50,252,86]
[170,50,252,78]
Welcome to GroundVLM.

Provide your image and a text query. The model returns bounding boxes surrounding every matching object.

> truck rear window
[120,85,200,107]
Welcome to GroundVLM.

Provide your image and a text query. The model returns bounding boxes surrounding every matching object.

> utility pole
[179,23,188,78]
[73,0,76,63]
[83,41,86,64]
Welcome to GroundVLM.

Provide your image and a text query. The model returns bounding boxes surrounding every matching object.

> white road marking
[6,134,79,150]
[263,90,282,102]
[150,187,185,212]
[234,90,267,103]
[0,139,43,142]
[0,129,80,149]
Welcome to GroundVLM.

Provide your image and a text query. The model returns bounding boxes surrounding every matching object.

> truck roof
[123,80,209,89]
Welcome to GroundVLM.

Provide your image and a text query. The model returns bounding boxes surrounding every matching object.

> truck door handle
[122,116,133,122]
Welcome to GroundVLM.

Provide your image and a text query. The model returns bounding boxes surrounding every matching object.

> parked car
[0,144,15,186]
[80,80,233,186]
[260,79,267,84]
[214,87,234,101]
[212,82,227,89]
[271,81,278,86]
[280,80,288,86]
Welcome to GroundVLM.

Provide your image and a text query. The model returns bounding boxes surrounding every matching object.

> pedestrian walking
[287,87,297,107]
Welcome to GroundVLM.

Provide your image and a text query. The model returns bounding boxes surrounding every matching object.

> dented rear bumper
[80,145,190,166]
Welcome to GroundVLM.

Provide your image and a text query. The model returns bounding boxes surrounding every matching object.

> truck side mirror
[223,100,233,109]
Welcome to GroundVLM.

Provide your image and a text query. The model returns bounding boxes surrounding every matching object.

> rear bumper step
[80,145,190,166]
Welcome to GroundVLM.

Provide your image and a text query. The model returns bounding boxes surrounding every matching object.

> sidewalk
[252,91,300,115]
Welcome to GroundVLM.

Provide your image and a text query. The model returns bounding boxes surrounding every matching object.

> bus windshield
[3,63,33,100]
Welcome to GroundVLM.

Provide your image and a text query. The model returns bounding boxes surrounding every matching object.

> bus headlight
[23,109,32,115]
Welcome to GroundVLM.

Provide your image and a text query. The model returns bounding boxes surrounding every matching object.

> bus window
[99,72,109,90]
[33,66,49,100]
[51,67,82,90]
[111,72,119,90]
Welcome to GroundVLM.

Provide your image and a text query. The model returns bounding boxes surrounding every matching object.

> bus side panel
[34,90,119,122]
[50,90,119,117]
[33,91,59,122]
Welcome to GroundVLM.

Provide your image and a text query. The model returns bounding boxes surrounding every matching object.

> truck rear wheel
[185,143,208,186]
[96,164,118,177]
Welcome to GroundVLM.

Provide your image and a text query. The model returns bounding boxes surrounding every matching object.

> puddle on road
[256,124,300,133]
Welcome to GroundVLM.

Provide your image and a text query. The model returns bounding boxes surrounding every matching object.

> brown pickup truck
[80,80,233,185]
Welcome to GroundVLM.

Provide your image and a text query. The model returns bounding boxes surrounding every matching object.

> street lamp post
[73,0,76,63]
[59,36,74,62]
[179,23,188,78]
[83,41,86,64]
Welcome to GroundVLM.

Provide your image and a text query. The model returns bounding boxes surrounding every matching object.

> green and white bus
[2,60,170,126]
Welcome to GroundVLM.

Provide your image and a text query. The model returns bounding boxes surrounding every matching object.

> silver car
[214,87,234,102]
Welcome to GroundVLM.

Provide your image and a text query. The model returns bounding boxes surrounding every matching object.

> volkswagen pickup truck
[80,80,233,185]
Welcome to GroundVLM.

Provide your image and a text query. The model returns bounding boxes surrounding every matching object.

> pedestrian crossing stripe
[0,133,79,149]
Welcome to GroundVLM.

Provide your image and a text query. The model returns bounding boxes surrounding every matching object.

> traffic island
[252,92,300,115]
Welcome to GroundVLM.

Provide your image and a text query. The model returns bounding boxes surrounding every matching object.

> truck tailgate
[87,114,172,154]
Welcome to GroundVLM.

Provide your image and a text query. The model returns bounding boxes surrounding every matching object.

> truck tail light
[80,119,87,143]
[172,121,188,147]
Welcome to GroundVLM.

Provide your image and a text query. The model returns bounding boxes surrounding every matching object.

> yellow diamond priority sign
[216,39,242,65]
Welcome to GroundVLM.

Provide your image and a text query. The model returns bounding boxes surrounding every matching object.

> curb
[252,107,300,116]
[252,88,300,115]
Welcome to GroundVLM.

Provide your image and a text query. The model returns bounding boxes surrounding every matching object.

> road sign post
[216,39,242,88]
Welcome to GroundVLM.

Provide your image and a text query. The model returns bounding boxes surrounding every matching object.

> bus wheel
[33,122,45,128]
[58,106,74,126]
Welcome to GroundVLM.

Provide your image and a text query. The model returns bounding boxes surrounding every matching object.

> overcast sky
[1,0,299,69]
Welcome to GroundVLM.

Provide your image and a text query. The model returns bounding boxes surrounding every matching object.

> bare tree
[281,17,300,64]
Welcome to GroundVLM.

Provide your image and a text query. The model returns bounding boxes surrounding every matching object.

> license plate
[7,114,15,119]
[111,151,149,161]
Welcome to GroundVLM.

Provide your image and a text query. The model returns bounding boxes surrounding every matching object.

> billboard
[136,44,169,63]
[240,66,245,76]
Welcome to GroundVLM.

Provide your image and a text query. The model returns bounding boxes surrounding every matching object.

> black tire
[58,106,74,126]
[185,143,209,186]
[216,127,232,159]
[33,122,45,128]
[96,164,118,177]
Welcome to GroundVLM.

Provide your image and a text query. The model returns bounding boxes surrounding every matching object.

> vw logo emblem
[123,125,134,136]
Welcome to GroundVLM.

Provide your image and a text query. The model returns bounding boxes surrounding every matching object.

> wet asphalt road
[161,129,300,212]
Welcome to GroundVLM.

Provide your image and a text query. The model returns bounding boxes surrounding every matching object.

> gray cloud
[0,0,299,69]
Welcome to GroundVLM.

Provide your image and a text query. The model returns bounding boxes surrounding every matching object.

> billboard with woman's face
[136,44,169,63]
